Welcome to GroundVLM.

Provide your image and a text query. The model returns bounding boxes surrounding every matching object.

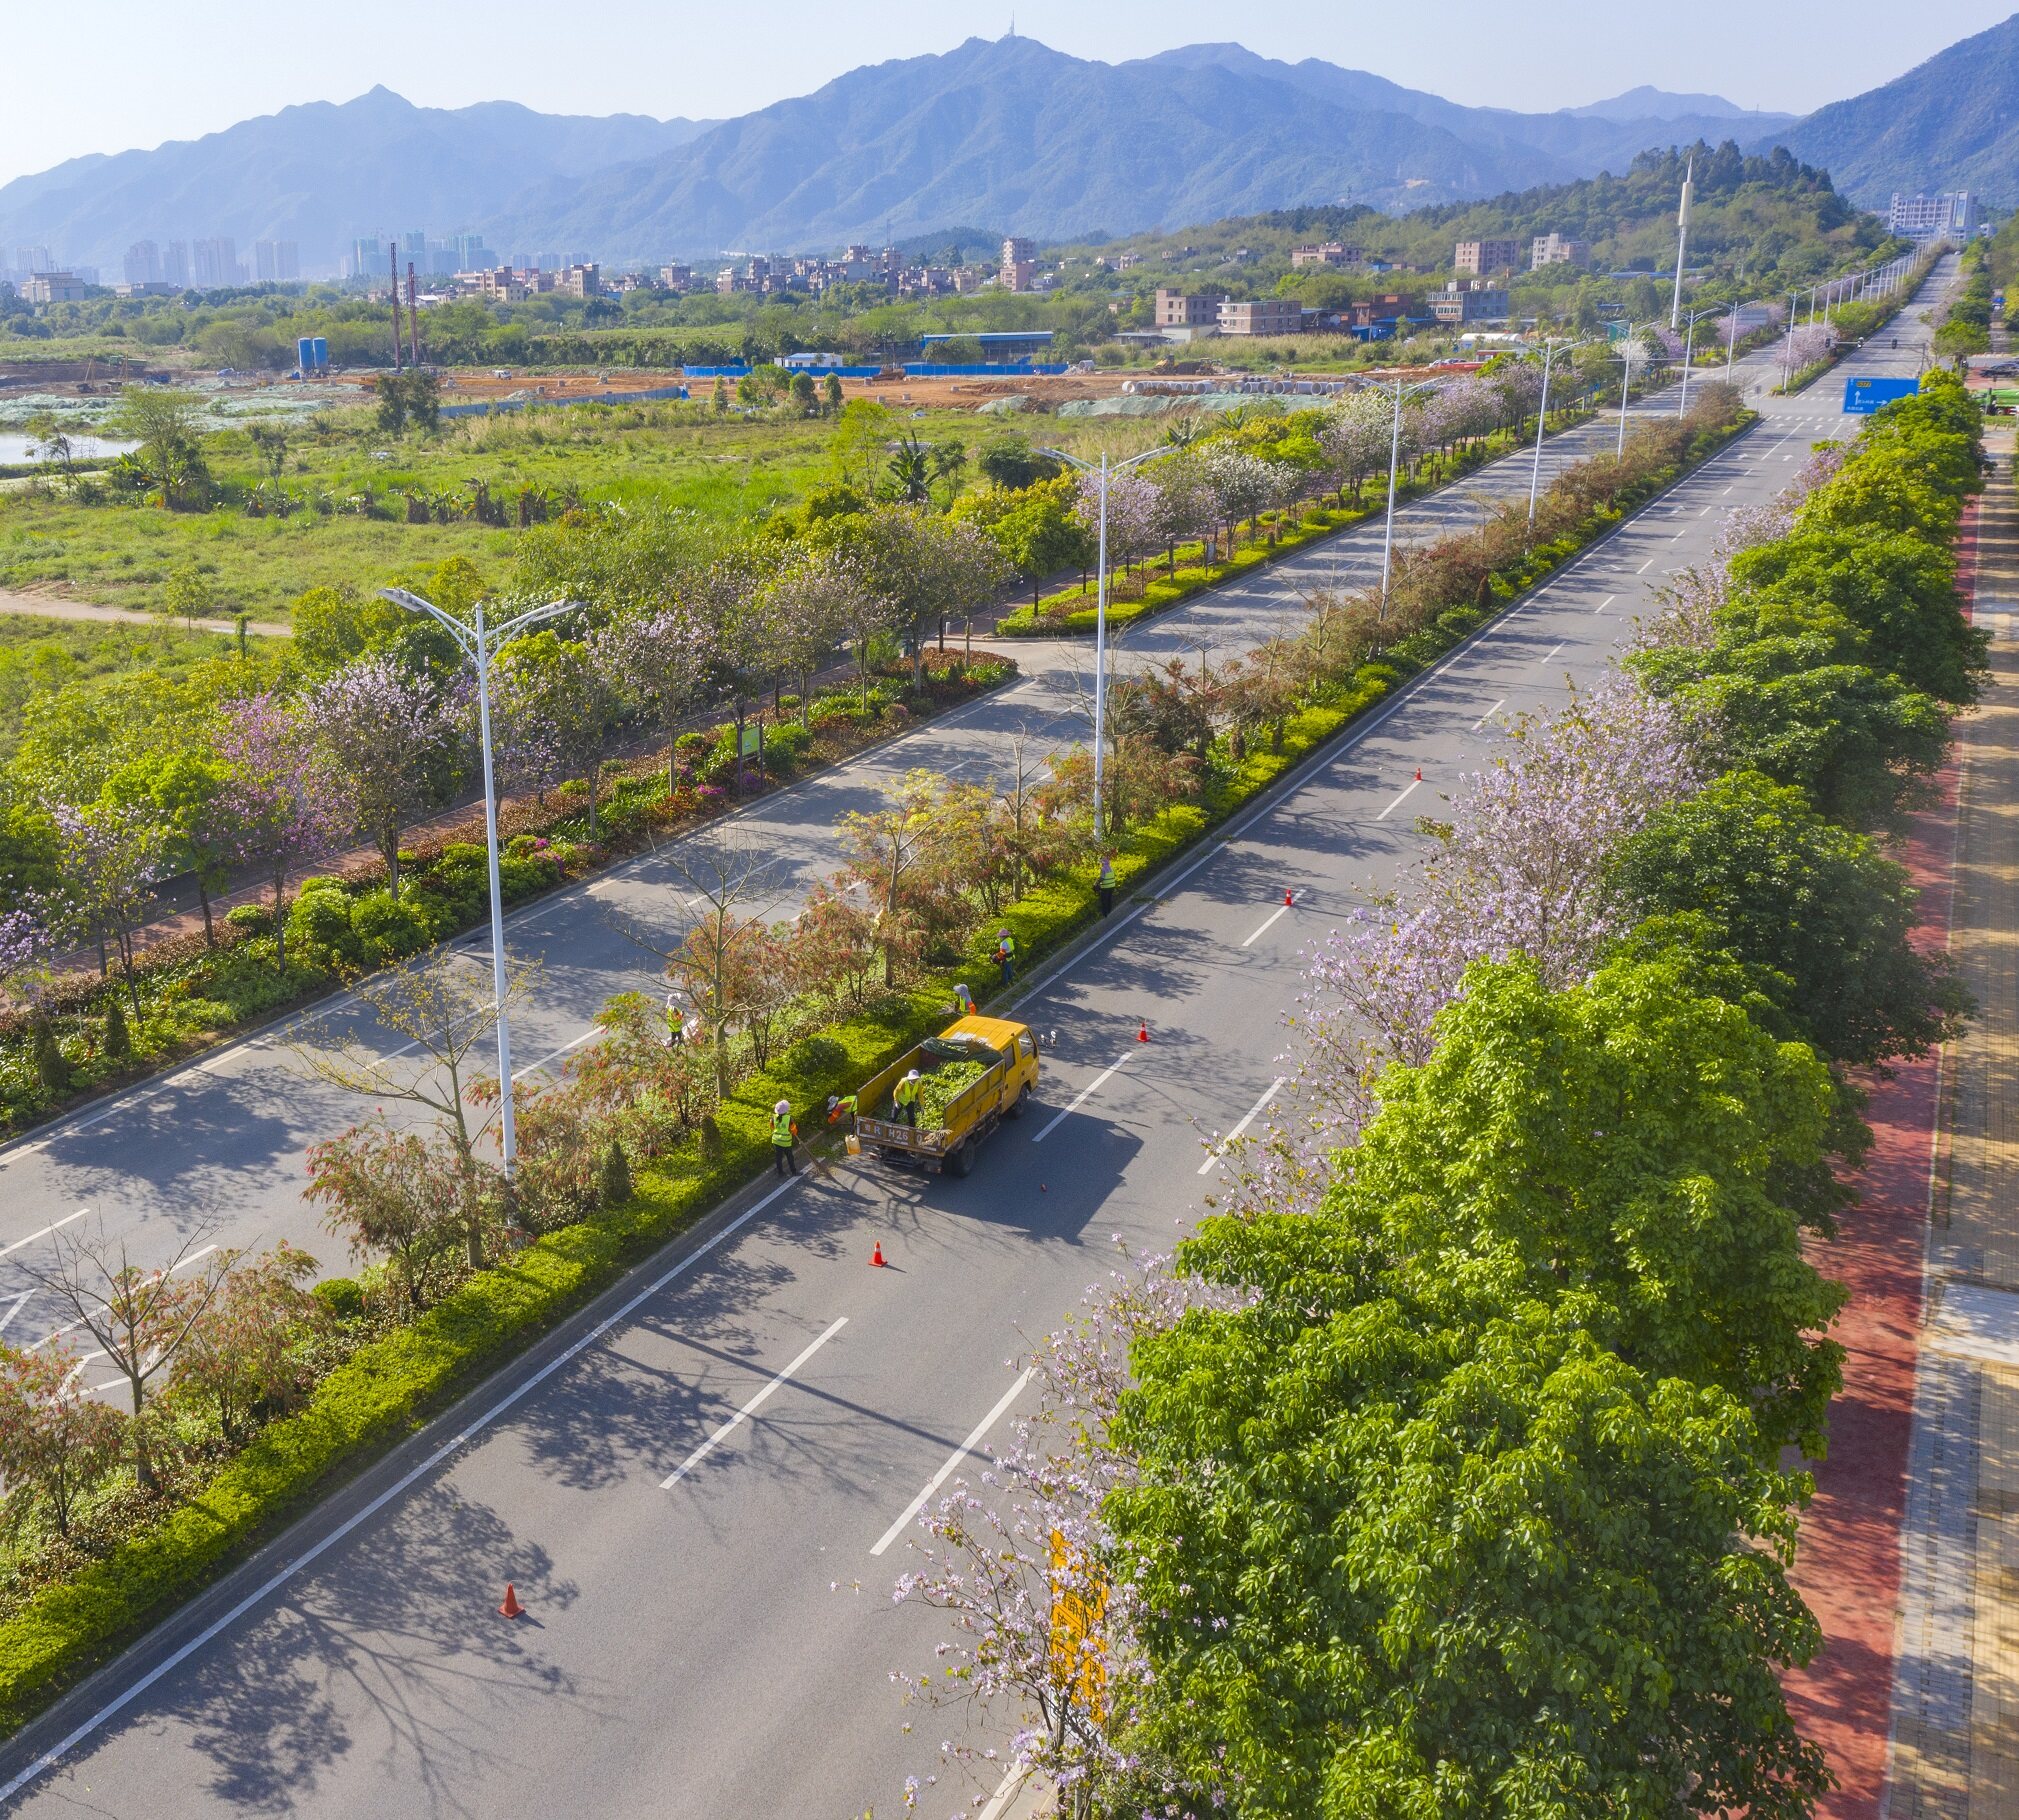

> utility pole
[1668,155,1693,329]
[389,244,403,371]
[407,262,421,366]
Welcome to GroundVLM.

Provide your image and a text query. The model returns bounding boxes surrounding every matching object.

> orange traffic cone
[870,1242,888,1267]
[1283,887,1294,906]
[499,1582,525,1619]
[1137,1020,1150,1043]
[1414,767,1422,782]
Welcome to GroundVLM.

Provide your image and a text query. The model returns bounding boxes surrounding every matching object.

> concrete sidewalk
[1888,432,2019,1816]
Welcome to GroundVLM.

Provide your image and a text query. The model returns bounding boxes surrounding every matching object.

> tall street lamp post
[1037,444,1163,840]
[1527,337,1590,529]
[1371,376,1442,616]
[1676,306,1722,417]
[379,586,583,1175]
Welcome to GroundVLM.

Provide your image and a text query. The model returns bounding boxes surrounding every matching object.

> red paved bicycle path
[1778,501,1980,1817]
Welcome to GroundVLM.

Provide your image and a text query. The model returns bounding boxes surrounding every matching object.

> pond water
[0,432,138,464]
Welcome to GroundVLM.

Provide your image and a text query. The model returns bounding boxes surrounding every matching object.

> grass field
[0,617,247,756]
[0,397,1100,619]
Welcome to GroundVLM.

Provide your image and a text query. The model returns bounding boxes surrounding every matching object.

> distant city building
[1291,241,1363,269]
[1000,236,1037,291]
[458,267,528,302]
[346,236,385,281]
[1530,232,1590,269]
[779,351,849,369]
[163,240,190,288]
[556,262,601,298]
[1888,190,1981,239]
[1155,288,1226,329]
[12,245,53,275]
[112,280,177,298]
[253,239,300,282]
[1217,297,1304,336]
[658,263,694,292]
[191,237,240,287]
[123,240,162,286]
[1346,292,1423,330]
[1431,279,1510,325]
[22,271,88,304]
[1455,238,1522,276]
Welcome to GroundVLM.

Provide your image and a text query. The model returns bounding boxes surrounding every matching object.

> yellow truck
[851,1014,1042,1176]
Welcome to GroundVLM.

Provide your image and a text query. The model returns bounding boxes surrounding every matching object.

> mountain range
[1764,12,2019,207]
[0,23,2006,274]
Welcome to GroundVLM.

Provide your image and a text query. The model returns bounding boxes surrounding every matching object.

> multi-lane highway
[0,261,1951,1818]
[0,349,1738,1359]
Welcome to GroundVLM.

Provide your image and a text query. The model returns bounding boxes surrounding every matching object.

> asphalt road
[0,261,1953,1819]
[0,348,1740,1364]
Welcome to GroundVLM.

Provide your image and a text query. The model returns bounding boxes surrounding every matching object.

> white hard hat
[774,1099,789,1116]
[906,1069,921,1082]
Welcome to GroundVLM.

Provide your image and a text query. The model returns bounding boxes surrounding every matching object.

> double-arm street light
[378,586,583,1175]
[1676,305,1724,417]
[1526,337,1591,529]
[1038,444,1164,840]
[1369,374,1443,614]
[1610,322,1661,458]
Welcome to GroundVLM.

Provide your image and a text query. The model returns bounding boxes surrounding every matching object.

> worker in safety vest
[826,1093,858,1126]
[950,981,975,1016]
[892,1069,922,1126]
[664,993,686,1048]
[770,1098,798,1176]
[996,928,1016,986]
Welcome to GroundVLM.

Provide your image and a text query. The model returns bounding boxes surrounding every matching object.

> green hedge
[0,404,1757,1740]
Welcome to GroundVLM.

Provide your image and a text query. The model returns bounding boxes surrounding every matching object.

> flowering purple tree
[1071,467,1162,589]
[890,1248,1242,1819]
[300,656,464,892]
[1317,391,1392,504]
[217,692,346,970]
[45,799,167,1016]
[1779,323,1838,375]
[597,603,716,794]
[1276,678,1703,1174]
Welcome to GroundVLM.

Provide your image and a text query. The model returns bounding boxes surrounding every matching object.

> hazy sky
[5,0,2011,187]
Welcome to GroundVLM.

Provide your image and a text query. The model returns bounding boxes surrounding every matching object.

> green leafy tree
[108,386,210,511]
[105,748,240,947]
[1323,953,1846,1456]
[1610,769,1970,1070]
[1112,1293,1829,1819]
[162,561,214,632]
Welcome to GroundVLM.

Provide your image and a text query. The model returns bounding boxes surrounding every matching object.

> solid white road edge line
[1198,1077,1287,1176]
[1031,1054,1133,1144]
[1375,777,1422,823]
[1471,697,1506,730]
[660,1316,848,1489]
[1239,897,1295,949]
[0,1169,807,1806]
[870,1367,1036,1557]
[0,1291,32,1334]
[977,1760,1031,1820]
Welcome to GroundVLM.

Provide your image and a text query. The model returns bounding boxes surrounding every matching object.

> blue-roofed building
[917,330,1055,360]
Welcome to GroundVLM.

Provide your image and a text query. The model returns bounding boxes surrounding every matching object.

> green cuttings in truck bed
[915,1059,992,1128]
